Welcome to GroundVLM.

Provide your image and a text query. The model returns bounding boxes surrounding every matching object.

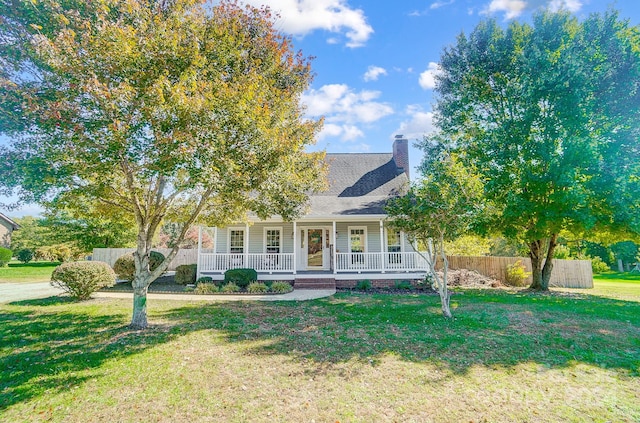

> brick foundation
[336,278,421,289]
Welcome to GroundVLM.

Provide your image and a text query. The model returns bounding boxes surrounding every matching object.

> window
[349,228,366,253]
[229,229,244,254]
[265,228,281,254]
[349,227,367,265]
[387,230,402,253]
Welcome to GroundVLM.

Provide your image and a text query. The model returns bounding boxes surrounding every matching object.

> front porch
[196,220,429,282]
[198,251,429,275]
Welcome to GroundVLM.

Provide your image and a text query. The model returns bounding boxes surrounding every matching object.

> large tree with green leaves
[432,10,640,290]
[386,148,484,318]
[0,0,325,328]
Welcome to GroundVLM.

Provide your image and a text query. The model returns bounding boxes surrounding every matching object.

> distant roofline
[0,213,20,230]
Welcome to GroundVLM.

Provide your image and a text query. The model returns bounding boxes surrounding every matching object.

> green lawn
[1,285,638,422]
[0,261,60,283]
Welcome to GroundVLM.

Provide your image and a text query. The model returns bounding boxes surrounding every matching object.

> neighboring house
[0,213,20,249]
[197,135,428,288]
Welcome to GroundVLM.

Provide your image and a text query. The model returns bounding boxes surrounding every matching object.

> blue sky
[2,0,640,217]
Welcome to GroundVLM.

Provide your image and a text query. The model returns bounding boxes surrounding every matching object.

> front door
[307,228,324,268]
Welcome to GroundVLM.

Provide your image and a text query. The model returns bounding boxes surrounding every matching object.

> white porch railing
[199,252,428,273]
[335,252,429,273]
[199,253,294,273]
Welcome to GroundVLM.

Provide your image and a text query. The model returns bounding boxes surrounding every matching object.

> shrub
[0,247,12,267]
[34,246,54,262]
[224,268,258,289]
[394,280,413,290]
[220,282,240,293]
[175,264,198,285]
[113,251,166,282]
[270,281,292,294]
[50,261,116,300]
[504,260,530,287]
[196,276,213,284]
[194,282,218,294]
[50,244,72,262]
[591,256,610,274]
[417,274,434,290]
[247,282,269,293]
[16,248,34,264]
[355,279,372,290]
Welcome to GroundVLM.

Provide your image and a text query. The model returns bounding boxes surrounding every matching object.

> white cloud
[419,62,442,90]
[394,105,437,141]
[485,0,527,19]
[483,0,583,19]
[548,0,582,12]
[363,66,387,82]
[430,0,455,9]
[303,84,394,142]
[244,0,373,48]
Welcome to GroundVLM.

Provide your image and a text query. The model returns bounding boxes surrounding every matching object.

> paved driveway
[0,282,64,304]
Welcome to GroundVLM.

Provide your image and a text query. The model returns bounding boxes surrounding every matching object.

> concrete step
[294,278,336,290]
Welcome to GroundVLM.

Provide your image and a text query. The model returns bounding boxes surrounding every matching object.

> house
[0,213,20,249]
[196,135,428,288]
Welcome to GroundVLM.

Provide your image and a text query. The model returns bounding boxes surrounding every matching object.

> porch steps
[294,278,336,290]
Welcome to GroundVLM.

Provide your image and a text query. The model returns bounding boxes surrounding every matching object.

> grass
[1,282,638,422]
[0,261,60,283]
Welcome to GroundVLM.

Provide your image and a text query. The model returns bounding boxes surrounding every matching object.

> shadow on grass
[1,289,638,411]
[157,289,640,377]
[0,300,176,411]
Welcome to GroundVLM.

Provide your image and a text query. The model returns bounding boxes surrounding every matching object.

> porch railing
[199,253,294,273]
[335,252,428,272]
[199,252,428,273]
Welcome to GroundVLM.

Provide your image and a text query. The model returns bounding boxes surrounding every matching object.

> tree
[386,149,484,318]
[0,0,325,328]
[433,10,640,290]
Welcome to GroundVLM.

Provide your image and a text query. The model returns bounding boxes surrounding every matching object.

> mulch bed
[100,275,189,293]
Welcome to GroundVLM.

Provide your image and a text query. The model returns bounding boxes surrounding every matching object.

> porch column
[244,223,249,268]
[197,226,202,279]
[213,227,217,254]
[379,220,385,273]
[292,221,297,275]
[332,221,337,275]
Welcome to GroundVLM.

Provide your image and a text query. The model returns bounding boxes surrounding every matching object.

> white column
[332,221,337,275]
[292,221,297,275]
[244,223,249,268]
[213,227,217,254]
[379,220,385,273]
[197,226,203,279]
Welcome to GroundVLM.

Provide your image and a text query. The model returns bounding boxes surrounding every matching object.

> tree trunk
[438,234,452,319]
[528,235,558,291]
[529,239,545,291]
[541,234,558,289]
[130,282,148,329]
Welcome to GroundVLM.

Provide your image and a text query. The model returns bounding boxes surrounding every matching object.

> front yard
[0,261,60,283]
[1,279,638,422]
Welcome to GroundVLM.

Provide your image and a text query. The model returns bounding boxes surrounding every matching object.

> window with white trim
[387,230,402,253]
[229,229,244,254]
[349,227,366,253]
[264,228,282,254]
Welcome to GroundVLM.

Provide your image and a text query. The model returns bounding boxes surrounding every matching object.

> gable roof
[0,213,20,230]
[305,153,408,217]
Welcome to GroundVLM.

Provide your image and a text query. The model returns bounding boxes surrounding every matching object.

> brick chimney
[392,134,409,179]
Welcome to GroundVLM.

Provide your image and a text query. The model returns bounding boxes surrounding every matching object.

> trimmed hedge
[175,264,198,285]
[224,268,258,288]
[113,251,165,282]
[50,261,116,300]
[16,248,34,263]
[0,247,12,267]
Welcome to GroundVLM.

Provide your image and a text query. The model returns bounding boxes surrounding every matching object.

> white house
[0,213,19,249]
[196,135,428,288]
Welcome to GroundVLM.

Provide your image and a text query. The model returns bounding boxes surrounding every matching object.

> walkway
[0,282,65,304]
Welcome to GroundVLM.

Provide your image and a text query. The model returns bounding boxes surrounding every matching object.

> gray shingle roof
[305,153,408,217]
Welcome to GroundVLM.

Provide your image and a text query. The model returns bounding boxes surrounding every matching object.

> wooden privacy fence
[441,256,593,288]
[92,248,198,271]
